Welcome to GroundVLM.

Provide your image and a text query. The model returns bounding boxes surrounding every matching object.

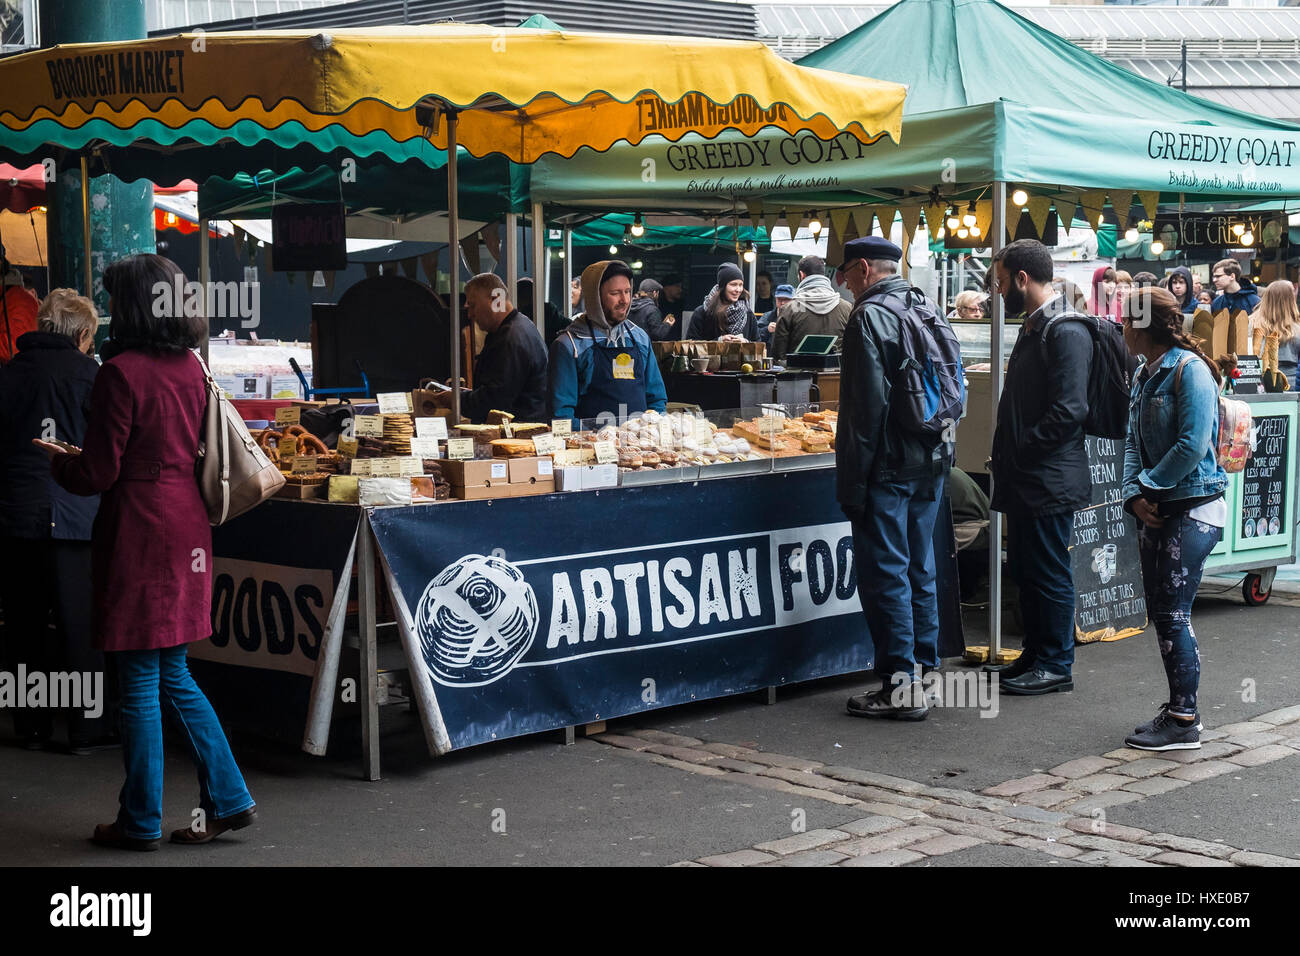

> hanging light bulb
[1097,212,1106,227]
[946,207,960,231]
[609,244,618,255]
[558,250,565,260]
[970,224,982,238]
[630,213,645,238]
[632,260,644,270]
[1232,222,1246,237]
[1241,230,1254,246]
[1011,188,1029,207]
[1150,239,1164,255]
[957,227,969,239]
[937,226,946,240]
[743,241,757,263]
[962,200,977,228]
[1125,227,1139,243]
[808,212,823,235]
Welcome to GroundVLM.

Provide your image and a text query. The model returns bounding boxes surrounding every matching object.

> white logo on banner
[416,554,539,687]
[1090,543,1118,585]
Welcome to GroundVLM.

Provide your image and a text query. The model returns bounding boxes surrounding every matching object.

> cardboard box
[451,478,555,500]
[274,480,326,499]
[215,373,269,400]
[555,465,584,492]
[507,456,555,484]
[441,458,510,487]
[554,463,617,491]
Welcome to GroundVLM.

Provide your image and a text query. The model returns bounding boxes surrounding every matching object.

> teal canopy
[532,0,1300,212]
[544,213,766,247]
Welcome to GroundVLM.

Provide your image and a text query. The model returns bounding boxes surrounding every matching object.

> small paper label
[355,415,383,437]
[410,437,440,459]
[278,436,298,458]
[350,459,374,476]
[291,456,318,474]
[399,457,423,477]
[500,420,514,439]
[490,461,508,480]
[377,392,414,414]
[416,417,448,439]
[336,436,359,458]
[447,438,475,460]
[612,352,636,380]
[531,434,556,456]
[274,406,301,426]
[537,458,554,477]
[551,419,572,436]
[694,420,713,443]
[371,458,401,477]
[594,440,618,465]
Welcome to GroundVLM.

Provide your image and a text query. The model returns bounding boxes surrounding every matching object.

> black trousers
[0,535,111,743]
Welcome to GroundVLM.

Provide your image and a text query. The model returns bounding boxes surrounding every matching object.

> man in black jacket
[460,274,549,423]
[987,239,1092,695]
[836,236,948,720]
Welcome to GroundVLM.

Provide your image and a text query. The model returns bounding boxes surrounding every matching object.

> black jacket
[0,331,101,539]
[628,296,675,342]
[687,304,758,341]
[836,276,946,513]
[989,295,1093,516]
[460,310,550,423]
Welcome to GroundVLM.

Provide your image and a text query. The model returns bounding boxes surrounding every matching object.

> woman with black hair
[1120,287,1228,751]
[33,254,256,850]
[687,263,757,341]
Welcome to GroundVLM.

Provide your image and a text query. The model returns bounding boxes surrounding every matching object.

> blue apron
[576,331,648,421]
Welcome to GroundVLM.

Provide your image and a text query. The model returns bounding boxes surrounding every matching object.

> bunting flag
[420,251,440,288]
[762,210,781,238]
[1079,189,1107,230]
[829,207,853,242]
[924,203,946,243]
[899,205,922,248]
[401,257,420,279]
[875,205,899,241]
[1004,194,1023,241]
[851,205,874,238]
[1026,196,1054,239]
[461,237,481,274]
[1137,190,1160,221]
[784,210,803,239]
[1110,191,1134,229]
[1056,199,1078,237]
[324,271,337,294]
[746,200,764,226]
[973,200,994,243]
[482,222,501,262]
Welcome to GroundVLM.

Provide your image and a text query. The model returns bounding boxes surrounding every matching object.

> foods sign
[1146,127,1298,193]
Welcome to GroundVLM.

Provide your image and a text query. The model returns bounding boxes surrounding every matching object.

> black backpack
[869,285,965,445]
[1037,310,1131,440]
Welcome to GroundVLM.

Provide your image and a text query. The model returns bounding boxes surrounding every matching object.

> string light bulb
[957,227,969,239]
[609,244,618,255]
[946,207,960,231]
[970,224,982,238]
[1125,227,1139,243]
[962,201,977,228]
[1241,230,1254,246]
[808,213,823,235]
[1011,189,1029,207]
[1150,239,1164,255]
[1232,222,1246,237]
[743,241,757,263]
[630,213,645,238]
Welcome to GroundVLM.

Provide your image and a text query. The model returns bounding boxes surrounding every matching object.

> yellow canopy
[1,25,906,163]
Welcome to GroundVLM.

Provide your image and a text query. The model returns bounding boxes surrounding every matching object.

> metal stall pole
[504,211,518,302]
[531,201,545,335]
[447,110,462,423]
[357,511,381,781]
[988,181,1008,663]
[563,226,573,317]
[199,219,211,363]
[80,157,92,300]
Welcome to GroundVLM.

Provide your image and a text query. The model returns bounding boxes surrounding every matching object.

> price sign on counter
[1241,415,1290,543]
[399,457,424,477]
[531,434,557,456]
[410,436,440,459]
[377,392,414,415]
[337,436,359,458]
[274,406,301,426]
[354,415,383,437]
[415,417,448,439]
[291,456,319,474]
[594,440,618,465]
[350,459,374,476]
[278,436,298,459]
[447,438,475,460]
[551,419,572,437]
[370,458,402,477]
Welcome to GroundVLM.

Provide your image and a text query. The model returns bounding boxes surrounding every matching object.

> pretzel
[297,433,329,456]
[259,428,283,451]
[284,424,307,438]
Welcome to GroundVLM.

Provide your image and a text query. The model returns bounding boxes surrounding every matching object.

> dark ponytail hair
[1122,287,1222,386]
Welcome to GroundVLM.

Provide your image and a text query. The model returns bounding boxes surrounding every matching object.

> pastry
[641,451,661,467]
[490,438,537,458]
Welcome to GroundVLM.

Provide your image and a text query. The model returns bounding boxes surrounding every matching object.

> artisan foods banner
[369,470,962,752]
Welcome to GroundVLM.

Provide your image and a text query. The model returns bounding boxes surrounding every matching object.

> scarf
[703,284,750,337]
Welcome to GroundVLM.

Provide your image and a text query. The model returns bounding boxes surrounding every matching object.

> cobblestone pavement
[590,705,1300,867]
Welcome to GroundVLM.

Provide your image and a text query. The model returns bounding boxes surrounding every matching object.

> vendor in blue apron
[549,259,668,424]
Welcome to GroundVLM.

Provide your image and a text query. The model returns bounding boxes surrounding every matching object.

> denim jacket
[1122,346,1228,507]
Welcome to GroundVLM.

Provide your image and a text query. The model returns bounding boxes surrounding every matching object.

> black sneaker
[1134,703,1202,735]
[1125,711,1201,751]
[846,685,929,721]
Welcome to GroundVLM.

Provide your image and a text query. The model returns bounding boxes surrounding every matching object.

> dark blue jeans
[1006,511,1076,677]
[851,470,945,683]
[114,645,254,840]
[1137,514,1220,718]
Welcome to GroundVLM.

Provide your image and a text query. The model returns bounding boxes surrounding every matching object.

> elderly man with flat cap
[836,235,950,721]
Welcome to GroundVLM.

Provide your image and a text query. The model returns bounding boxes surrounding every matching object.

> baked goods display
[381,414,415,456]
[562,409,766,472]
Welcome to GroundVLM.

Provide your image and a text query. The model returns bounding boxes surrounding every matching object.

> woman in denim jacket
[1120,288,1228,751]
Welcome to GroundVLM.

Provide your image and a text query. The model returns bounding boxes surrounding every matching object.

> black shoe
[983,654,1032,679]
[1134,703,1202,735]
[1125,711,1200,751]
[846,685,929,721]
[19,733,49,752]
[1000,666,1073,696]
[66,735,122,757]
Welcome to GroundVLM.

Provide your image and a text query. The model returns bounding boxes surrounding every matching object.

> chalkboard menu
[1070,437,1148,642]
[1240,414,1290,542]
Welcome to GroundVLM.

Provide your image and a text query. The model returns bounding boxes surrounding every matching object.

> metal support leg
[358,512,380,781]
[988,181,1008,662]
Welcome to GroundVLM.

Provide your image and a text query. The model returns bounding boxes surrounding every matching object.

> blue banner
[369,469,962,751]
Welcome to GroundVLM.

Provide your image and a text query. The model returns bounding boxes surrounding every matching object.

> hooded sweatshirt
[1168,266,1196,313]
[1090,265,1121,323]
[547,260,667,421]
[0,268,38,364]
[771,274,851,360]
[1212,275,1260,316]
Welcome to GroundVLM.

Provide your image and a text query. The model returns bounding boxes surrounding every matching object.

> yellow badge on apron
[612,352,636,380]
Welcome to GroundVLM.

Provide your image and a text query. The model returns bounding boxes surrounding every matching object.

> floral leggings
[1136,514,1221,718]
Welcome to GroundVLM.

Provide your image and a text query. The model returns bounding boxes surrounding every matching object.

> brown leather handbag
[194,352,284,524]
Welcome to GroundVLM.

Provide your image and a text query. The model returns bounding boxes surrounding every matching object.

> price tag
[355,415,383,437]
[531,434,556,456]
[594,440,618,465]
[274,406,301,426]
[447,438,475,460]
[399,457,423,477]
[291,456,319,474]
[416,416,448,439]
[337,436,359,458]
[500,419,514,439]
[278,436,298,458]
[350,459,374,476]
[490,461,508,480]
[371,458,401,477]
[537,458,554,477]
[377,392,414,415]
[551,418,572,436]
[694,420,713,444]
[410,437,440,459]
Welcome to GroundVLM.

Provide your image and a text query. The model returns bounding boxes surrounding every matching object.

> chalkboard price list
[1240,415,1289,540]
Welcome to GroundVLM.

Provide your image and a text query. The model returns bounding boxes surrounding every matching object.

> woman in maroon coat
[35,254,256,851]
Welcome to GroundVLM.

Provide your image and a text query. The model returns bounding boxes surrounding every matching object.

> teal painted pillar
[41,0,155,312]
